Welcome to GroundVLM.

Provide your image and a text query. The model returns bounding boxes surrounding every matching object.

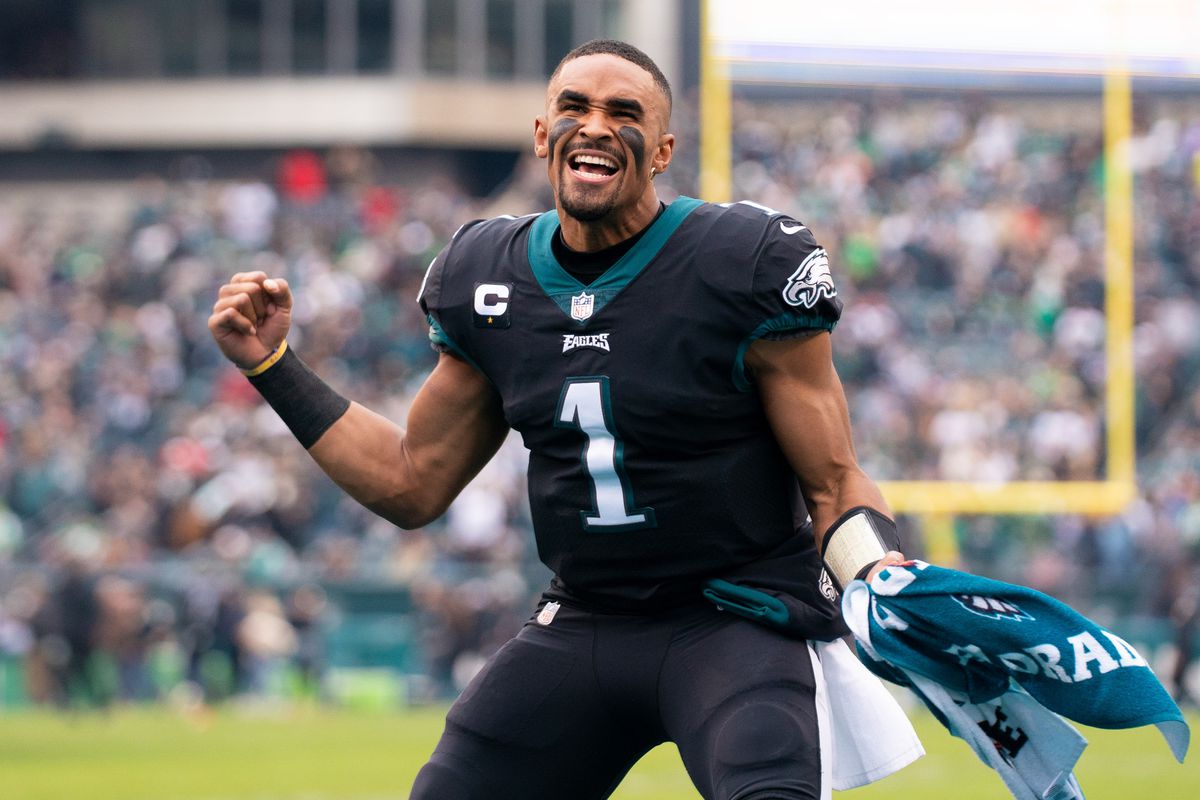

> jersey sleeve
[417,222,480,361]
[747,217,843,339]
[417,247,457,355]
[721,208,845,391]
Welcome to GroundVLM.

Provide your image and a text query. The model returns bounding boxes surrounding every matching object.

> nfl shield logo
[570,291,595,321]
[537,601,561,626]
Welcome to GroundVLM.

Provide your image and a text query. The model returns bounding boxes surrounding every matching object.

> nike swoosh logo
[780,222,807,235]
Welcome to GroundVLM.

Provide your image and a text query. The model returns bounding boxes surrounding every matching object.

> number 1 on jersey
[555,377,656,532]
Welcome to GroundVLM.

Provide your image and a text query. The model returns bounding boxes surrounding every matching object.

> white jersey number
[555,377,656,532]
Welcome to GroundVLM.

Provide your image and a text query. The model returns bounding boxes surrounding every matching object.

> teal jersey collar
[528,196,704,324]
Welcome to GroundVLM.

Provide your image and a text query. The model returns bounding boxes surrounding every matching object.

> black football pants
[409,598,824,800]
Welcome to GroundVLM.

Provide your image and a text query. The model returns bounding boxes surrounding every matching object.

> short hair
[551,39,673,118]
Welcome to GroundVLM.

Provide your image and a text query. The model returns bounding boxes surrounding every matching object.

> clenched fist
[208,271,293,370]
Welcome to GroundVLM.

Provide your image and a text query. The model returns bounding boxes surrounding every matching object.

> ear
[533,117,549,159]
[651,132,675,176]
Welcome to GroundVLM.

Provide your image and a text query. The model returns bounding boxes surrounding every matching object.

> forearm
[247,347,507,529]
[803,465,890,549]
[789,430,901,588]
[244,348,425,522]
[752,341,889,538]
[309,382,507,528]
[208,275,507,527]
[306,403,434,528]
[803,465,901,589]
[748,334,903,586]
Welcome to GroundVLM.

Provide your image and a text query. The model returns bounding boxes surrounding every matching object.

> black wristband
[247,347,351,449]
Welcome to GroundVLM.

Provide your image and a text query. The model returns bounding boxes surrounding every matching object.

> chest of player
[458,260,761,456]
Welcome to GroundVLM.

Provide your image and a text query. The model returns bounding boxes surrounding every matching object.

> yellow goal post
[699,3,1138,532]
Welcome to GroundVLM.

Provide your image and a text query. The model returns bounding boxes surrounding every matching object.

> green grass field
[0,705,1193,799]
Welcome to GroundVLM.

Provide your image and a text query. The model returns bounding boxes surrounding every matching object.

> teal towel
[842,560,1189,794]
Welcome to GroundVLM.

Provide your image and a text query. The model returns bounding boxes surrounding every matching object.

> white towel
[808,637,925,791]
[907,672,1086,800]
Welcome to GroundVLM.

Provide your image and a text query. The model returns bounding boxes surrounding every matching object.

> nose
[576,108,614,141]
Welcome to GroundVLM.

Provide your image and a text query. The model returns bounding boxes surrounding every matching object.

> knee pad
[735,791,817,800]
[409,759,479,800]
[714,702,805,767]
[709,700,823,800]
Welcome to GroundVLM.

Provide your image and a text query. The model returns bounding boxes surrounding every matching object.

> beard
[556,170,621,222]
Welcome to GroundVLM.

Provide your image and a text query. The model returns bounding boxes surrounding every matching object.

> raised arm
[209,271,508,529]
[745,332,905,587]
[309,353,508,528]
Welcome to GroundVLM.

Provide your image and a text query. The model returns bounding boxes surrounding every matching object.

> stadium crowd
[0,90,1198,708]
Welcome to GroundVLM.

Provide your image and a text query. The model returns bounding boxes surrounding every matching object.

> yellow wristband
[240,340,289,377]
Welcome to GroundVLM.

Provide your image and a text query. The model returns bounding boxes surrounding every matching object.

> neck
[557,191,662,252]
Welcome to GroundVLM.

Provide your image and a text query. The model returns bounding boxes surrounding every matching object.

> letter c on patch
[474,283,510,316]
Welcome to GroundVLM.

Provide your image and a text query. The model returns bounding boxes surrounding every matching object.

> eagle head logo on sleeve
[782,248,837,308]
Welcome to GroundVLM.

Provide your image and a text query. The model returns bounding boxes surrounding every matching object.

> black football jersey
[419,197,843,609]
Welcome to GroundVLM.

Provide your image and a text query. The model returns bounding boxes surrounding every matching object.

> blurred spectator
[0,91,1197,707]
[30,560,99,707]
[286,583,327,699]
[1170,571,1199,706]
[277,150,327,206]
[93,574,152,702]
[181,582,246,702]
[237,590,297,698]
[221,181,277,250]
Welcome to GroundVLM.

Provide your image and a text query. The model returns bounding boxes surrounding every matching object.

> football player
[210,39,906,800]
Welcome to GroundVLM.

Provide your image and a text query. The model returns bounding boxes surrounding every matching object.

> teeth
[574,154,617,169]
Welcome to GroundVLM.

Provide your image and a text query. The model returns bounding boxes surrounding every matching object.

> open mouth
[567,152,620,183]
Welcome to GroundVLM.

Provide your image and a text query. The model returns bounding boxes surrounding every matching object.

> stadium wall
[0,77,547,150]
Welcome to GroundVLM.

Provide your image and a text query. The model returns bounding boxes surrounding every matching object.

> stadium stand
[0,82,1197,708]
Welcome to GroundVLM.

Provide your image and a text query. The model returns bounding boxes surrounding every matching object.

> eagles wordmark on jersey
[420,197,845,612]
